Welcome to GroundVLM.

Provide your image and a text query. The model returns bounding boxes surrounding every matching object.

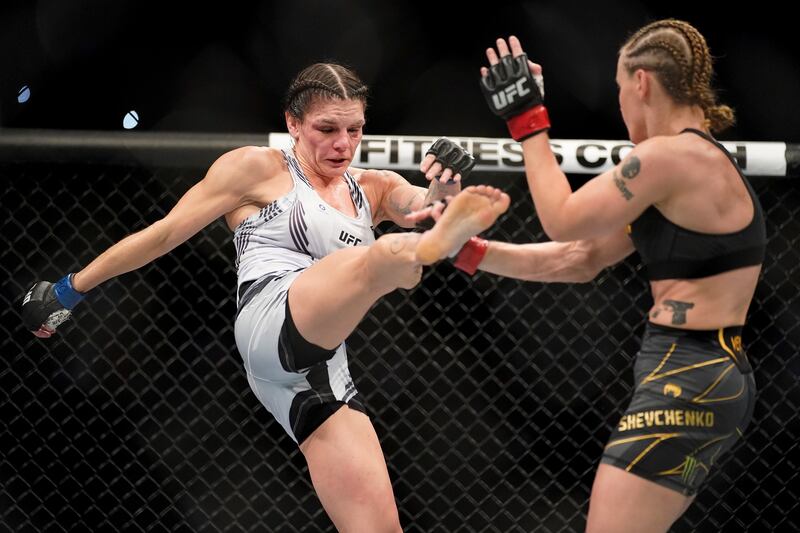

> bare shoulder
[655,133,726,161]
[648,133,731,179]
[626,135,701,184]
[209,146,285,185]
[349,167,404,184]
[348,167,406,194]
[626,137,673,170]
[348,167,415,223]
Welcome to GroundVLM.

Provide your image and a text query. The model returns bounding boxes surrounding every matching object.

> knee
[366,233,423,290]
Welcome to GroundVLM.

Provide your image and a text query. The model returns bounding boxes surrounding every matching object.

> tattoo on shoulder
[613,170,634,201]
[662,300,695,325]
[621,156,641,179]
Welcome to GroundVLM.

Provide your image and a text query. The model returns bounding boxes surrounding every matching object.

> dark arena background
[2,1,799,532]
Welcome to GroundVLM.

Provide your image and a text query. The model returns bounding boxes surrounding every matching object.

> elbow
[567,242,603,283]
[572,264,601,283]
[148,219,175,255]
[568,259,601,283]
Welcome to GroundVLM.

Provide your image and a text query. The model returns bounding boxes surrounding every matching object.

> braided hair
[620,19,734,133]
[284,63,369,120]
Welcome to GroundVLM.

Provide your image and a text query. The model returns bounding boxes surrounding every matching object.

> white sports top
[233,149,375,297]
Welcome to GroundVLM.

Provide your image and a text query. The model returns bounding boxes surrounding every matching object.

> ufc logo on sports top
[339,231,362,246]
[492,78,530,110]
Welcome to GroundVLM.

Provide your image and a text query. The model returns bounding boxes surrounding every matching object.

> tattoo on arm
[387,188,424,217]
[381,174,459,221]
[621,156,641,179]
[614,171,633,201]
[662,299,695,325]
[612,155,640,201]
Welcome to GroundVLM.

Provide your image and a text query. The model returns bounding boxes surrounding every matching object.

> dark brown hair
[620,19,734,133]
[284,63,368,119]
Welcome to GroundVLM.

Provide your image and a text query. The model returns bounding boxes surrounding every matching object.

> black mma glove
[426,138,476,181]
[22,274,85,338]
[415,139,474,231]
[480,53,550,141]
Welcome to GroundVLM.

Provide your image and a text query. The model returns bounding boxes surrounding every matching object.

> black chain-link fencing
[1,136,798,532]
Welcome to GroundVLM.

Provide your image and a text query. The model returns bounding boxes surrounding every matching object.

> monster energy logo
[682,455,698,484]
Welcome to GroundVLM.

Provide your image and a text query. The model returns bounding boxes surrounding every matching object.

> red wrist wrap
[453,237,489,275]
[506,105,550,141]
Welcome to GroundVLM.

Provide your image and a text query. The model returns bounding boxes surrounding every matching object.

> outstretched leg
[288,231,423,350]
[288,185,509,350]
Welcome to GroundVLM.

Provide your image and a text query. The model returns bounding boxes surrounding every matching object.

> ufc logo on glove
[491,78,531,110]
[480,54,550,141]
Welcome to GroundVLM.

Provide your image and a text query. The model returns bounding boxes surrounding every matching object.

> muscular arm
[71,147,274,292]
[520,135,669,242]
[478,229,635,283]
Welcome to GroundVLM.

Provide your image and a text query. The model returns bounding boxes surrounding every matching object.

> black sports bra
[628,129,766,281]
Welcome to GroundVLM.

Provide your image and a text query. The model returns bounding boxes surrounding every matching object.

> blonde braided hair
[621,19,734,133]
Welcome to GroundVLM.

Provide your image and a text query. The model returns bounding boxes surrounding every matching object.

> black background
[2,0,799,143]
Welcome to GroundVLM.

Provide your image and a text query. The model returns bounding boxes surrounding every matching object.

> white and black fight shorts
[234,271,367,444]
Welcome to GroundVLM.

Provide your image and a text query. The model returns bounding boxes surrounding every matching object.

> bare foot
[415,185,510,265]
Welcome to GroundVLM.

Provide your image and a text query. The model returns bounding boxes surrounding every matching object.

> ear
[285,111,301,140]
[634,69,650,100]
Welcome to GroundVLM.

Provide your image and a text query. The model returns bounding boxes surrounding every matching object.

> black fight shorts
[601,322,756,496]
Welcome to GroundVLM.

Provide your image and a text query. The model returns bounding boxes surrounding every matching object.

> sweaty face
[288,98,365,178]
[616,56,645,144]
